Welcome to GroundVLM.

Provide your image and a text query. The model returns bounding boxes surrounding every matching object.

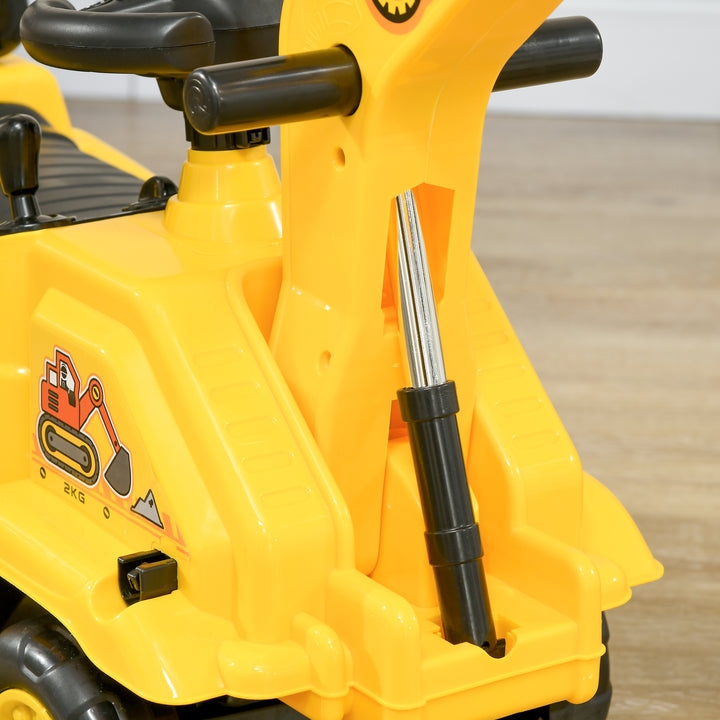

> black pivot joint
[184,118,271,152]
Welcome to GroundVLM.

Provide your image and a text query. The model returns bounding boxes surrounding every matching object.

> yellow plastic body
[0,4,661,720]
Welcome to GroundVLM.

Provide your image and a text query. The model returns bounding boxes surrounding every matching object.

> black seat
[0,105,171,232]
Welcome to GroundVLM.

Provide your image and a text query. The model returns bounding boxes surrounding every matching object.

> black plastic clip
[122,175,178,213]
[118,549,178,605]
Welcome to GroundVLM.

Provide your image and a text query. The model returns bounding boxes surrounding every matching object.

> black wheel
[0,616,177,720]
[0,579,23,631]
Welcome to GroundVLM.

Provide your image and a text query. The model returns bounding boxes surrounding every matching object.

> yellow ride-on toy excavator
[0,1,662,719]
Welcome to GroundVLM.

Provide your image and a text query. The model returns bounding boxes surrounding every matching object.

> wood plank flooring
[66,100,719,720]
[474,116,720,720]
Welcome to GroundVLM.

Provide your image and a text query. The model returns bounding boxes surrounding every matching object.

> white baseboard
[18,0,720,120]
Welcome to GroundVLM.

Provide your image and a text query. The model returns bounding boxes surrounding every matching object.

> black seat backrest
[21,0,284,78]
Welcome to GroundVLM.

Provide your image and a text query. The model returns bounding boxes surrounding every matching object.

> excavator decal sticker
[367,0,433,33]
[37,348,133,498]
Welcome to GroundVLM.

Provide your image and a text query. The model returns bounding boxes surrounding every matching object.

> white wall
[489,0,720,120]
[18,0,720,120]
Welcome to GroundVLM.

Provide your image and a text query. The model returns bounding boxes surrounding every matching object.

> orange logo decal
[367,0,433,33]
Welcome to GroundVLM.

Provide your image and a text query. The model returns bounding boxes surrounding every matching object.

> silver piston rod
[396,191,446,388]
[396,189,495,649]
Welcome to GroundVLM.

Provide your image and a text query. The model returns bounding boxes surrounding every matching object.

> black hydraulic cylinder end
[184,46,362,134]
[494,16,603,92]
[398,381,495,648]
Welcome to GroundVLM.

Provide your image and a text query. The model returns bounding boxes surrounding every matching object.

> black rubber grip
[494,16,602,92]
[184,46,362,134]
[20,0,214,76]
[183,17,599,134]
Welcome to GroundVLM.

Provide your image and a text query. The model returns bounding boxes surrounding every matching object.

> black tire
[0,616,177,720]
[0,579,23,631]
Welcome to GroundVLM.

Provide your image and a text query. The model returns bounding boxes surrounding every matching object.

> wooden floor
[67,100,719,720]
[474,117,720,720]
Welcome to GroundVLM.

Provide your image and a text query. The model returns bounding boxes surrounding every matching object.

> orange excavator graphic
[37,349,132,497]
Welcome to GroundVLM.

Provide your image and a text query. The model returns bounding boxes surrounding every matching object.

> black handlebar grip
[20,0,214,76]
[493,16,602,92]
[0,0,26,58]
[184,46,362,134]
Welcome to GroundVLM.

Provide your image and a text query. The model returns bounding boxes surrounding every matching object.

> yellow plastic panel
[0,56,71,133]
[305,567,602,719]
[371,439,438,608]
[581,473,663,608]
[0,234,33,484]
[272,0,563,573]
[0,178,351,703]
[462,259,662,597]
[361,253,661,718]
[164,147,282,247]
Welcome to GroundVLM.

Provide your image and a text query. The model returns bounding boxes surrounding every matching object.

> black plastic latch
[118,549,178,605]
[122,175,178,213]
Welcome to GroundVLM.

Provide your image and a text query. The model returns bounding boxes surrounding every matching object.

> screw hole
[319,350,331,372]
